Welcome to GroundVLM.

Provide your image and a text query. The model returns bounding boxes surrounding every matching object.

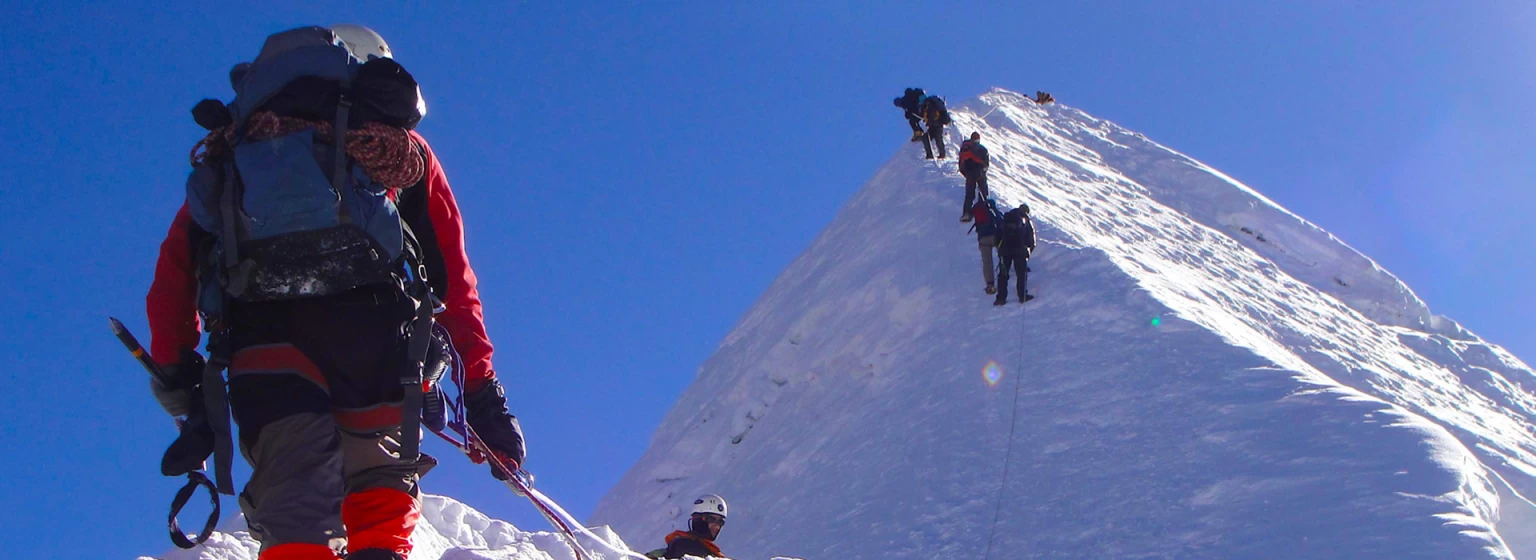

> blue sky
[2,2,1532,558]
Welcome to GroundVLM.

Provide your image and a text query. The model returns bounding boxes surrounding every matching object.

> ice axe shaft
[109,317,174,387]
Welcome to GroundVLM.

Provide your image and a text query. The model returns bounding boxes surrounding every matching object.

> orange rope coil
[191,112,424,190]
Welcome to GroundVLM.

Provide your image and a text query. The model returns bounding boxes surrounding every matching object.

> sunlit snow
[592,89,1536,559]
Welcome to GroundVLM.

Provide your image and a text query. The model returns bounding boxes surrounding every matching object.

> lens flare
[1151,316,1161,327]
[983,361,1003,386]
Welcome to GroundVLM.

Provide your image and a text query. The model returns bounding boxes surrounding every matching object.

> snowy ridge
[138,494,634,560]
[593,89,1536,559]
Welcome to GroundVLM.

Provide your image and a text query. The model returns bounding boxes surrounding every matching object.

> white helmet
[331,24,392,61]
[691,494,728,518]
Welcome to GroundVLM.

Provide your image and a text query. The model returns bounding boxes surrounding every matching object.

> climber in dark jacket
[920,95,951,159]
[893,87,925,141]
[994,204,1037,305]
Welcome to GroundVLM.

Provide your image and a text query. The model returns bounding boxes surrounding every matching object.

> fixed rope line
[983,300,1029,560]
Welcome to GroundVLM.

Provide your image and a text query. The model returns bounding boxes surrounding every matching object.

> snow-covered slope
[592,89,1536,559]
[139,494,633,560]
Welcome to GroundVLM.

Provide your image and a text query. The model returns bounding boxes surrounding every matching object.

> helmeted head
[688,494,728,539]
[1019,203,1030,215]
[331,24,392,61]
[971,131,981,141]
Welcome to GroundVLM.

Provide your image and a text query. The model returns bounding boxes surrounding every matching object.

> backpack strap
[398,284,434,461]
[217,161,252,299]
[201,330,236,496]
[397,179,434,460]
[331,86,354,225]
[203,165,240,496]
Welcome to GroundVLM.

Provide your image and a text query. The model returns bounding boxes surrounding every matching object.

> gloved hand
[150,350,205,417]
[465,378,526,480]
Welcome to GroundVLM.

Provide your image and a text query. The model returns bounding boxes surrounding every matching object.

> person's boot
[993,298,1006,306]
[910,131,924,141]
[961,211,973,222]
[1021,293,1035,303]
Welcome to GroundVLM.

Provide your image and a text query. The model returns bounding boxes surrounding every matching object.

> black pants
[906,114,923,134]
[922,124,946,158]
[226,285,434,550]
[963,172,989,214]
[996,252,1029,302]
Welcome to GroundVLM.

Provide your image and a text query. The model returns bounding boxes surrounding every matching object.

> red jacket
[145,131,499,391]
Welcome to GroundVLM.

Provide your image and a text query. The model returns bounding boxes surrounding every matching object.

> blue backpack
[184,27,428,317]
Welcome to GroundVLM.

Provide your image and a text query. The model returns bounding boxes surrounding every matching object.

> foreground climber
[994,203,1037,305]
[145,25,525,560]
[648,494,730,559]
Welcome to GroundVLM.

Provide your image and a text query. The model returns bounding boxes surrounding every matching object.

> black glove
[161,392,216,477]
[465,378,525,480]
[150,350,205,417]
[152,350,216,476]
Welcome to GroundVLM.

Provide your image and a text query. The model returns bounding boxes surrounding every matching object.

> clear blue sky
[2,2,1532,558]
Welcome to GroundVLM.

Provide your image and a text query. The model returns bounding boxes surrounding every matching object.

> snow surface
[591,89,1536,559]
[137,494,648,560]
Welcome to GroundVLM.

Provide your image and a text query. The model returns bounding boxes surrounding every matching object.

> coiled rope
[190,111,424,190]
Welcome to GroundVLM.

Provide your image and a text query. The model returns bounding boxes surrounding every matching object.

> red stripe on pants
[342,487,420,558]
[231,345,330,391]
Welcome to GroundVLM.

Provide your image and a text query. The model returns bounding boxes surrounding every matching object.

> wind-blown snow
[592,89,1536,559]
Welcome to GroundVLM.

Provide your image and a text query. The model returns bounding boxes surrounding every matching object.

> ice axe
[108,317,221,549]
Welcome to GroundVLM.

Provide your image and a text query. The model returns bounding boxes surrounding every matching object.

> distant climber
[994,203,1037,305]
[893,88,926,141]
[970,197,1005,295]
[920,95,952,159]
[649,494,729,559]
[958,131,990,221]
